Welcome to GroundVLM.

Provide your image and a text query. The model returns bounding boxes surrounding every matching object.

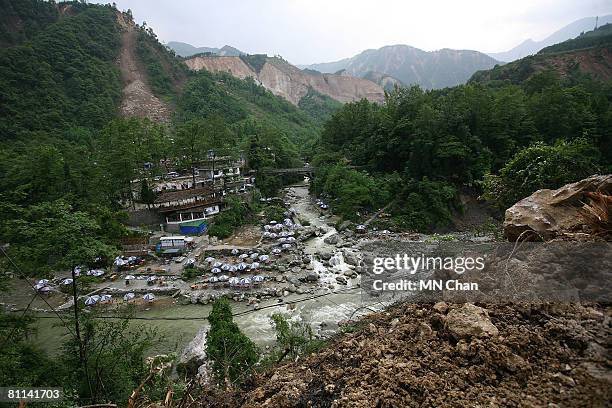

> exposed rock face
[177,326,208,376]
[504,175,612,241]
[445,303,499,339]
[184,56,385,105]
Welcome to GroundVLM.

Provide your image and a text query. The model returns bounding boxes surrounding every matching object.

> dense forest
[312,68,611,228]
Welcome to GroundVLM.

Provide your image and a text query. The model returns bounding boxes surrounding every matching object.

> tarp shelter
[179,220,208,235]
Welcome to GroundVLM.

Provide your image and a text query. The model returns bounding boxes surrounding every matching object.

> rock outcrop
[504,174,612,241]
[184,56,385,105]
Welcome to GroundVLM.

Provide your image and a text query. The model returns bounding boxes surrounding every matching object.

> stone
[503,174,612,241]
[305,272,319,282]
[445,303,499,339]
[342,250,360,266]
[335,276,347,285]
[433,301,449,314]
[302,256,311,264]
[177,327,208,375]
[318,250,333,261]
[323,233,341,245]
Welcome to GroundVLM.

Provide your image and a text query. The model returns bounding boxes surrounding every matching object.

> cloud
[98,0,612,64]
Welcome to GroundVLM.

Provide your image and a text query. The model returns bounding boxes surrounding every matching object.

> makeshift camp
[100,294,112,303]
[143,293,155,302]
[123,292,135,301]
[211,267,221,274]
[228,277,240,285]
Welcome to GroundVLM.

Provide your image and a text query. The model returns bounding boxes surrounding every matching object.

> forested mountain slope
[470,24,612,85]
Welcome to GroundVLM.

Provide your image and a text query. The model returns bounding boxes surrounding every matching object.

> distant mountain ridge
[303,44,500,89]
[166,41,244,57]
[487,15,612,62]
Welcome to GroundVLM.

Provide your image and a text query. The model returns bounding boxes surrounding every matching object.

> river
[25,183,378,357]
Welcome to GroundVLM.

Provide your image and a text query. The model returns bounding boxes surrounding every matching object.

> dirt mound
[236,302,610,407]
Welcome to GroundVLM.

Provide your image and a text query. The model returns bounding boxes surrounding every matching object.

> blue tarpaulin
[179,220,208,235]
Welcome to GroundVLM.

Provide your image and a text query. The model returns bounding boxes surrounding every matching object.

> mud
[236,302,611,407]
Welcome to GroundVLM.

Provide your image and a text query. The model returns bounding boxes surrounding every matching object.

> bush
[208,196,253,239]
[206,299,259,388]
[390,178,458,231]
[482,139,601,209]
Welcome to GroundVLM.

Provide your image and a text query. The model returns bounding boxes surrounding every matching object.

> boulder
[335,276,348,285]
[445,304,498,339]
[305,272,319,282]
[177,327,208,375]
[504,175,612,241]
[324,233,341,245]
[342,250,360,266]
[318,250,333,261]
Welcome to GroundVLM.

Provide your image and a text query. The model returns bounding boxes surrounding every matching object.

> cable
[0,291,39,350]
[13,285,363,322]
[0,245,77,338]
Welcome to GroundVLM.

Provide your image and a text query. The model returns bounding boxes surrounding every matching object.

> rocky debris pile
[238,302,611,407]
[504,174,612,241]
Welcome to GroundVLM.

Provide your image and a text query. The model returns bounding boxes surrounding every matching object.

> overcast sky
[96,0,612,65]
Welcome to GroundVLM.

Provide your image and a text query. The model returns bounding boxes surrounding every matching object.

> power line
[13,285,362,322]
[0,245,77,338]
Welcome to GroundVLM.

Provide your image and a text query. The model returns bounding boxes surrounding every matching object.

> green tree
[206,298,259,388]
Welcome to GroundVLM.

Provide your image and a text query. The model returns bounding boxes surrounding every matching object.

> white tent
[259,254,270,262]
[238,253,249,259]
[239,277,252,285]
[228,277,240,285]
[123,292,135,301]
[231,248,239,255]
[100,294,112,303]
[249,253,259,259]
[143,293,155,302]
[252,275,264,282]
[208,276,219,283]
[218,275,229,282]
[211,268,221,274]
[125,275,136,280]
[85,295,100,306]
[61,278,73,285]
[37,279,49,286]
[204,257,216,263]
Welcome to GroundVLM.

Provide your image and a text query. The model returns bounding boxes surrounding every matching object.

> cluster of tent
[84,292,155,306]
[114,256,145,270]
[207,274,265,285]
[34,279,52,294]
[72,266,105,277]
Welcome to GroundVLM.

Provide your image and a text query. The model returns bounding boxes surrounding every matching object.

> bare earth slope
[239,302,611,408]
[116,12,171,122]
[184,56,385,105]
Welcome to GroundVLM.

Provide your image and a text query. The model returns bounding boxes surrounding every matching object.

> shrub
[482,139,601,209]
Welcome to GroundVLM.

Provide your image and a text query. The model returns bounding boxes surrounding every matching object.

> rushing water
[25,183,375,356]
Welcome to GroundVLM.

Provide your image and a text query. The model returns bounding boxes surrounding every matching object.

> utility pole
[71,266,94,400]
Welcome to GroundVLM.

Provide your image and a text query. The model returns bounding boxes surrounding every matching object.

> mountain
[488,15,612,62]
[470,24,612,84]
[166,41,244,57]
[303,45,500,89]
[184,54,385,105]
